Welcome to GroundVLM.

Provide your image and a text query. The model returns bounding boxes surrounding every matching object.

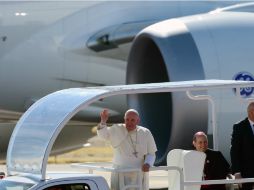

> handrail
[71,163,184,190]
[72,163,143,190]
[71,163,254,190]
[184,178,254,186]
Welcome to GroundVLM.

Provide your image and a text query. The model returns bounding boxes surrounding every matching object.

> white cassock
[97,124,157,190]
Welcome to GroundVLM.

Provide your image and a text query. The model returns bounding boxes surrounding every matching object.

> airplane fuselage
[0,1,238,114]
[0,1,253,162]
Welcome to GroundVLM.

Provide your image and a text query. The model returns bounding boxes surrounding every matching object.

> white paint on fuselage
[0,1,251,161]
[0,1,241,112]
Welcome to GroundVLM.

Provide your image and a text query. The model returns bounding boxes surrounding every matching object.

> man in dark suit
[193,131,231,190]
[231,102,254,190]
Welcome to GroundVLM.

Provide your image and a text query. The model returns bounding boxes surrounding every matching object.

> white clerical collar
[128,128,137,134]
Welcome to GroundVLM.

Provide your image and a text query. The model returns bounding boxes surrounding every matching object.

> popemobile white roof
[6,79,254,180]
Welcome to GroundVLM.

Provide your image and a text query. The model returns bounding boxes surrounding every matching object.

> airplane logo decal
[234,71,254,97]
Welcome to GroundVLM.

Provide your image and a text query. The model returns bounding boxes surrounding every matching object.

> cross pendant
[133,151,138,158]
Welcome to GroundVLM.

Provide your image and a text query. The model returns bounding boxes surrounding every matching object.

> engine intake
[127,19,208,165]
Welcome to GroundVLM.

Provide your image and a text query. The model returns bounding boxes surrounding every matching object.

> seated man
[193,131,231,190]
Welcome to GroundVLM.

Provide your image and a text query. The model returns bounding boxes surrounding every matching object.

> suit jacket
[201,149,230,190]
[230,117,254,178]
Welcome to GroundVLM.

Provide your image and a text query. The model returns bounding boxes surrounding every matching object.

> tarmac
[0,163,168,189]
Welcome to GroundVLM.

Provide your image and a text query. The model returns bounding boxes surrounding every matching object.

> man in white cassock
[97,109,157,190]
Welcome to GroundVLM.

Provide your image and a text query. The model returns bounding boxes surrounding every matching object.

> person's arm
[217,151,231,178]
[230,124,242,175]
[144,154,156,165]
[99,109,109,125]
[142,154,156,172]
[142,129,157,172]
[97,109,110,140]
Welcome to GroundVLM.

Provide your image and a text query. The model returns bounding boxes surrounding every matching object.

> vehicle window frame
[37,179,99,190]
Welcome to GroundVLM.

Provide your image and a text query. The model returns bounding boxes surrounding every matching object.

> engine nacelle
[127,10,254,165]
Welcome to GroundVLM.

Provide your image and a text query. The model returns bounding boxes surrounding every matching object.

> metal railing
[72,163,254,190]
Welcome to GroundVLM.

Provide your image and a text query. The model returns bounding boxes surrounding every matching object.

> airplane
[0,1,254,164]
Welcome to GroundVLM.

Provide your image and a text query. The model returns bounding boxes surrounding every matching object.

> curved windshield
[0,180,34,190]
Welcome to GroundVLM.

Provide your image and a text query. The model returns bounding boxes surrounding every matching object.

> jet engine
[127,7,254,165]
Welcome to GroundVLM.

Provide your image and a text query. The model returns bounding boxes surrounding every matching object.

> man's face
[248,108,254,122]
[193,136,208,152]
[124,112,139,131]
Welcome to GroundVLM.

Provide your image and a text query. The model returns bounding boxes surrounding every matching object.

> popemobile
[2,80,254,190]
